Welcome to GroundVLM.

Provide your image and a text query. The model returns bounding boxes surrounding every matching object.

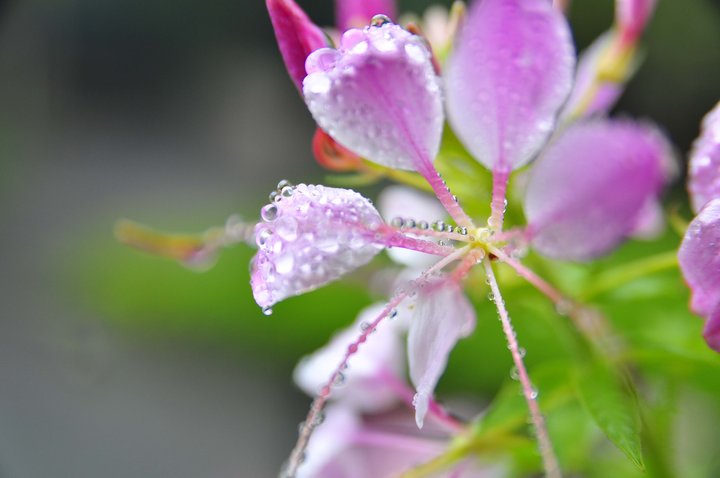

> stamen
[483,259,561,478]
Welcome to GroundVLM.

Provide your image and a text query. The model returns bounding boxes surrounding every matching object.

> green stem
[579,251,679,301]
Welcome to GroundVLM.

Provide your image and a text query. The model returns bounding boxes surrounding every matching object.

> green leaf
[576,362,645,470]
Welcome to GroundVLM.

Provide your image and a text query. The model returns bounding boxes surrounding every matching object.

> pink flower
[679,102,720,353]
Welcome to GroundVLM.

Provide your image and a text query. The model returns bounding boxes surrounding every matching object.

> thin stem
[489,168,509,232]
[483,259,561,478]
[579,250,679,301]
[380,227,457,256]
[283,246,470,477]
[487,245,566,304]
[419,164,475,231]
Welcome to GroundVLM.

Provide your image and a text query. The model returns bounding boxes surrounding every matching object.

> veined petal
[445,0,575,171]
[407,279,476,428]
[678,199,720,320]
[688,102,720,213]
[267,0,328,91]
[524,120,671,261]
[293,303,407,413]
[303,22,444,171]
[336,0,398,31]
[251,184,384,309]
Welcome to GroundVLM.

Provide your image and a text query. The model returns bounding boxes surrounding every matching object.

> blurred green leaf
[576,361,645,471]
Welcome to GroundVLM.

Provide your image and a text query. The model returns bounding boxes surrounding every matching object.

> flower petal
[297,404,360,478]
[251,184,384,308]
[336,0,398,31]
[378,186,447,268]
[688,102,720,213]
[678,199,720,319]
[267,0,328,92]
[407,279,476,428]
[704,306,720,353]
[303,22,444,171]
[293,303,407,413]
[524,120,671,261]
[445,0,575,171]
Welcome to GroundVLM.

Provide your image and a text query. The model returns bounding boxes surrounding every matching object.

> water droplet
[275,253,295,275]
[305,73,332,94]
[510,366,519,380]
[518,347,527,358]
[488,292,495,302]
[391,217,404,228]
[256,227,273,247]
[261,204,278,222]
[370,14,392,27]
[555,299,573,316]
[389,309,398,320]
[268,190,279,203]
[405,218,416,229]
[277,179,292,190]
[459,227,468,235]
[433,220,445,232]
[262,306,273,316]
[281,185,295,198]
[360,321,371,332]
[333,372,346,387]
[529,388,539,400]
[276,216,299,241]
[418,220,429,230]
[446,225,454,233]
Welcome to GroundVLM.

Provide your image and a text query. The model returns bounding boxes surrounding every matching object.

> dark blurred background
[0,1,717,477]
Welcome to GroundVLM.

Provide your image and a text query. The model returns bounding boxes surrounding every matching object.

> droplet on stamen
[261,204,278,222]
[370,14,392,27]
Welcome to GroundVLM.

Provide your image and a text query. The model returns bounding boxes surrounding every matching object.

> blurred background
[0,0,718,476]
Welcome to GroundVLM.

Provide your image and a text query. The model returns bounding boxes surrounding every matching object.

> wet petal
[524,120,671,261]
[336,0,397,31]
[445,0,575,171]
[378,186,447,268]
[678,199,720,319]
[303,22,444,171]
[251,184,384,308]
[688,102,720,213]
[407,279,476,428]
[293,303,407,413]
[267,0,328,91]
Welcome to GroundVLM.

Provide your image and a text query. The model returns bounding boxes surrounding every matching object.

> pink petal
[630,198,665,240]
[297,404,360,478]
[524,120,671,261]
[303,22,444,171]
[407,279,476,428]
[688,102,720,213]
[616,0,657,45]
[251,184,384,309]
[445,0,575,172]
[267,0,328,92]
[293,304,407,413]
[704,306,720,353]
[678,199,720,319]
[336,0,398,31]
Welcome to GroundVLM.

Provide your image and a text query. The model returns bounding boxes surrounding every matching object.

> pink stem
[379,227,457,256]
[283,247,470,477]
[418,164,475,231]
[483,259,562,478]
[487,245,566,305]
[489,167,510,232]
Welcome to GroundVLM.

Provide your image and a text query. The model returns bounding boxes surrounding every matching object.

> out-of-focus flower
[523,120,673,261]
[336,0,397,31]
[680,102,720,353]
[687,102,720,214]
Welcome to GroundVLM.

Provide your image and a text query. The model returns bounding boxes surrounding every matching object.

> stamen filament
[489,167,510,232]
[483,258,561,478]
